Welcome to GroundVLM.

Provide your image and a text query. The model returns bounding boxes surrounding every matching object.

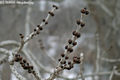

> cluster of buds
[20,5,58,41]
[19,34,24,39]
[73,56,81,64]
[47,8,89,80]
[14,54,35,74]
[81,8,89,15]
[33,25,43,35]
[33,5,58,35]
[42,5,58,24]
[58,53,74,70]
[57,8,89,71]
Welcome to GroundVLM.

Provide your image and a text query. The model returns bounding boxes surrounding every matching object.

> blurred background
[0,0,120,80]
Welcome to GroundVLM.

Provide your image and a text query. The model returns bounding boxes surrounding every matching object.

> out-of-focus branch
[24,6,31,48]
[109,66,116,80]
[58,69,120,80]
[0,48,26,80]
[95,31,100,80]
[0,40,19,47]
[10,65,26,80]
[100,57,120,62]
[79,53,85,80]
[38,39,57,66]
[0,55,7,65]
[26,49,52,73]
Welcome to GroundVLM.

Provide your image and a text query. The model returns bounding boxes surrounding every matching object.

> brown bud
[45,21,48,25]
[15,54,20,57]
[67,48,73,53]
[72,42,77,46]
[32,71,35,74]
[23,59,26,63]
[85,10,89,15]
[20,61,23,64]
[28,70,32,73]
[48,11,54,16]
[19,34,24,39]
[60,61,64,64]
[23,66,28,70]
[72,31,77,35]
[76,32,81,38]
[68,61,71,64]
[68,39,72,44]
[76,19,80,25]
[53,5,58,9]
[63,61,66,64]
[37,25,43,30]
[26,63,29,66]
[65,45,68,49]
[18,56,22,61]
[34,29,36,31]
[61,53,65,57]
[61,65,64,69]
[80,22,85,27]
[21,64,25,68]
[29,66,33,70]
[36,31,40,34]
[65,56,69,59]
[14,58,19,62]
[58,58,61,61]
[81,8,86,14]
[43,19,45,22]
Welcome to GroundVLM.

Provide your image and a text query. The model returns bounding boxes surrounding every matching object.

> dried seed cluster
[57,8,89,71]
[14,54,35,74]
